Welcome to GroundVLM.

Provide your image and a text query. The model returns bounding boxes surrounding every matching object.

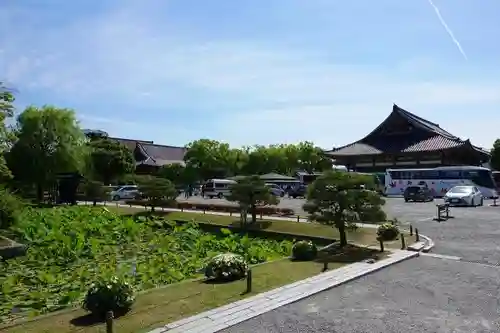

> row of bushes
[123,199,296,216]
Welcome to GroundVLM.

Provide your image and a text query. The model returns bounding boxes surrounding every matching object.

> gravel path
[220,256,500,333]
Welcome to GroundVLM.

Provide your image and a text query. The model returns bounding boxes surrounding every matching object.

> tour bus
[384,166,498,198]
[203,179,236,199]
[356,172,385,195]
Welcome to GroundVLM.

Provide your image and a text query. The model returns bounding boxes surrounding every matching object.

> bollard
[401,234,406,249]
[415,228,420,242]
[297,215,300,222]
[409,225,413,236]
[379,239,384,252]
[106,310,114,333]
[322,261,328,272]
[246,269,252,293]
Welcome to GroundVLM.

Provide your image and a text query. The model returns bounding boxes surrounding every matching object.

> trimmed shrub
[204,253,248,282]
[0,187,22,229]
[292,240,318,261]
[83,276,135,317]
[377,223,400,241]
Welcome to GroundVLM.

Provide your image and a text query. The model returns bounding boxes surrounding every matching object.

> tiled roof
[402,135,464,152]
[109,137,187,166]
[326,104,490,157]
[110,137,153,151]
[136,143,186,167]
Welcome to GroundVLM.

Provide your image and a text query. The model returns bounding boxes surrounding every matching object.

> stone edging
[148,250,419,333]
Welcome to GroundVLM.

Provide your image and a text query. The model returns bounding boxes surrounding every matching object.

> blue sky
[1,0,499,149]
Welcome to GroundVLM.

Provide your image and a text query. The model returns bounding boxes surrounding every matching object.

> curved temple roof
[325,104,490,158]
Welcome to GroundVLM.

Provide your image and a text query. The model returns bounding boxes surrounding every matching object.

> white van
[203,179,236,199]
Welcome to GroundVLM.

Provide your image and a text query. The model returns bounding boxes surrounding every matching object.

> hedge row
[124,199,295,216]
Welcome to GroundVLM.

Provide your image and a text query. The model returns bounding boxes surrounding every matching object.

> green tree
[157,163,186,185]
[490,139,500,170]
[80,180,109,206]
[184,139,242,179]
[8,105,87,201]
[227,176,278,225]
[303,171,385,247]
[296,141,332,173]
[0,82,16,182]
[137,176,178,212]
[88,138,135,184]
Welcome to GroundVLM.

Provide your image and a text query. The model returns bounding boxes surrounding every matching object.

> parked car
[288,185,307,198]
[444,185,483,207]
[265,183,285,197]
[404,185,434,202]
[110,185,141,201]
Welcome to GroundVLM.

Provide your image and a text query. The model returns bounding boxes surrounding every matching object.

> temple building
[111,137,186,173]
[325,104,490,172]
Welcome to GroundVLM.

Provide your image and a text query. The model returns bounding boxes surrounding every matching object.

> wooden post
[246,269,252,293]
[415,228,420,242]
[106,310,114,333]
[297,215,300,222]
[401,234,406,249]
[322,262,328,272]
[409,225,413,236]
[379,239,384,252]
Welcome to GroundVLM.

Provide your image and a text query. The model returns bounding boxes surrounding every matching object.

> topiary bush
[291,240,318,261]
[377,223,400,241]
[83,276,135,317]
[204,253,248,282]
[0,187,22,230]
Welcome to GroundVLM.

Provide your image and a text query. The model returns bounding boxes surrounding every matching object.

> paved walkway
[148,250,418,333]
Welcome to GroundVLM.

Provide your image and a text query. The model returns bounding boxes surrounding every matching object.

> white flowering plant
[204,253,248,282]
[377,223,400,241]
[83,276,135,316]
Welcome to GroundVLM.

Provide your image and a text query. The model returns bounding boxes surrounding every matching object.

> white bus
[384,166,498,198]
[203,179,236,199]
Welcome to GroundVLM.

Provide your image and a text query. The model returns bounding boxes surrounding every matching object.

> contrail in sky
[427,0,467,60]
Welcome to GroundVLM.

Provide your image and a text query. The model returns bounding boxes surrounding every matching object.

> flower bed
[0,206,293,323]
[124,199,296,216]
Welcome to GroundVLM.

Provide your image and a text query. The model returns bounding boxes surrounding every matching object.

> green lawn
[1,260,339,333]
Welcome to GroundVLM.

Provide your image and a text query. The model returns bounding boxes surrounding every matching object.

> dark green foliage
[0,187,21,229]
[80,180,109,206]
[304,171,385,247]
[137,176,178,212]
[291,240,317,261]
[377,223,400,241]
[88,138,135,184]
[227,176,278,224]
[491,139,500,171]
[83,276,135,316]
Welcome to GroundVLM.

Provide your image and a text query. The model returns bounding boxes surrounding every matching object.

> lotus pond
[0,206,293,323]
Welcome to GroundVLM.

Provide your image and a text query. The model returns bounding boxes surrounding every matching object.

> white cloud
[1,1,499,149]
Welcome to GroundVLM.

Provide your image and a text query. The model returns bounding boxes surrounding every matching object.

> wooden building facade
[325,104,490,172]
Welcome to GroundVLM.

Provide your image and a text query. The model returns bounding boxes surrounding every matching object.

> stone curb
[148,250,419,333]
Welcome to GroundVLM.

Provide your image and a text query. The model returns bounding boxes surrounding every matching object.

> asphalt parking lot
[221,256,500,333]
[384,198,500,265]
